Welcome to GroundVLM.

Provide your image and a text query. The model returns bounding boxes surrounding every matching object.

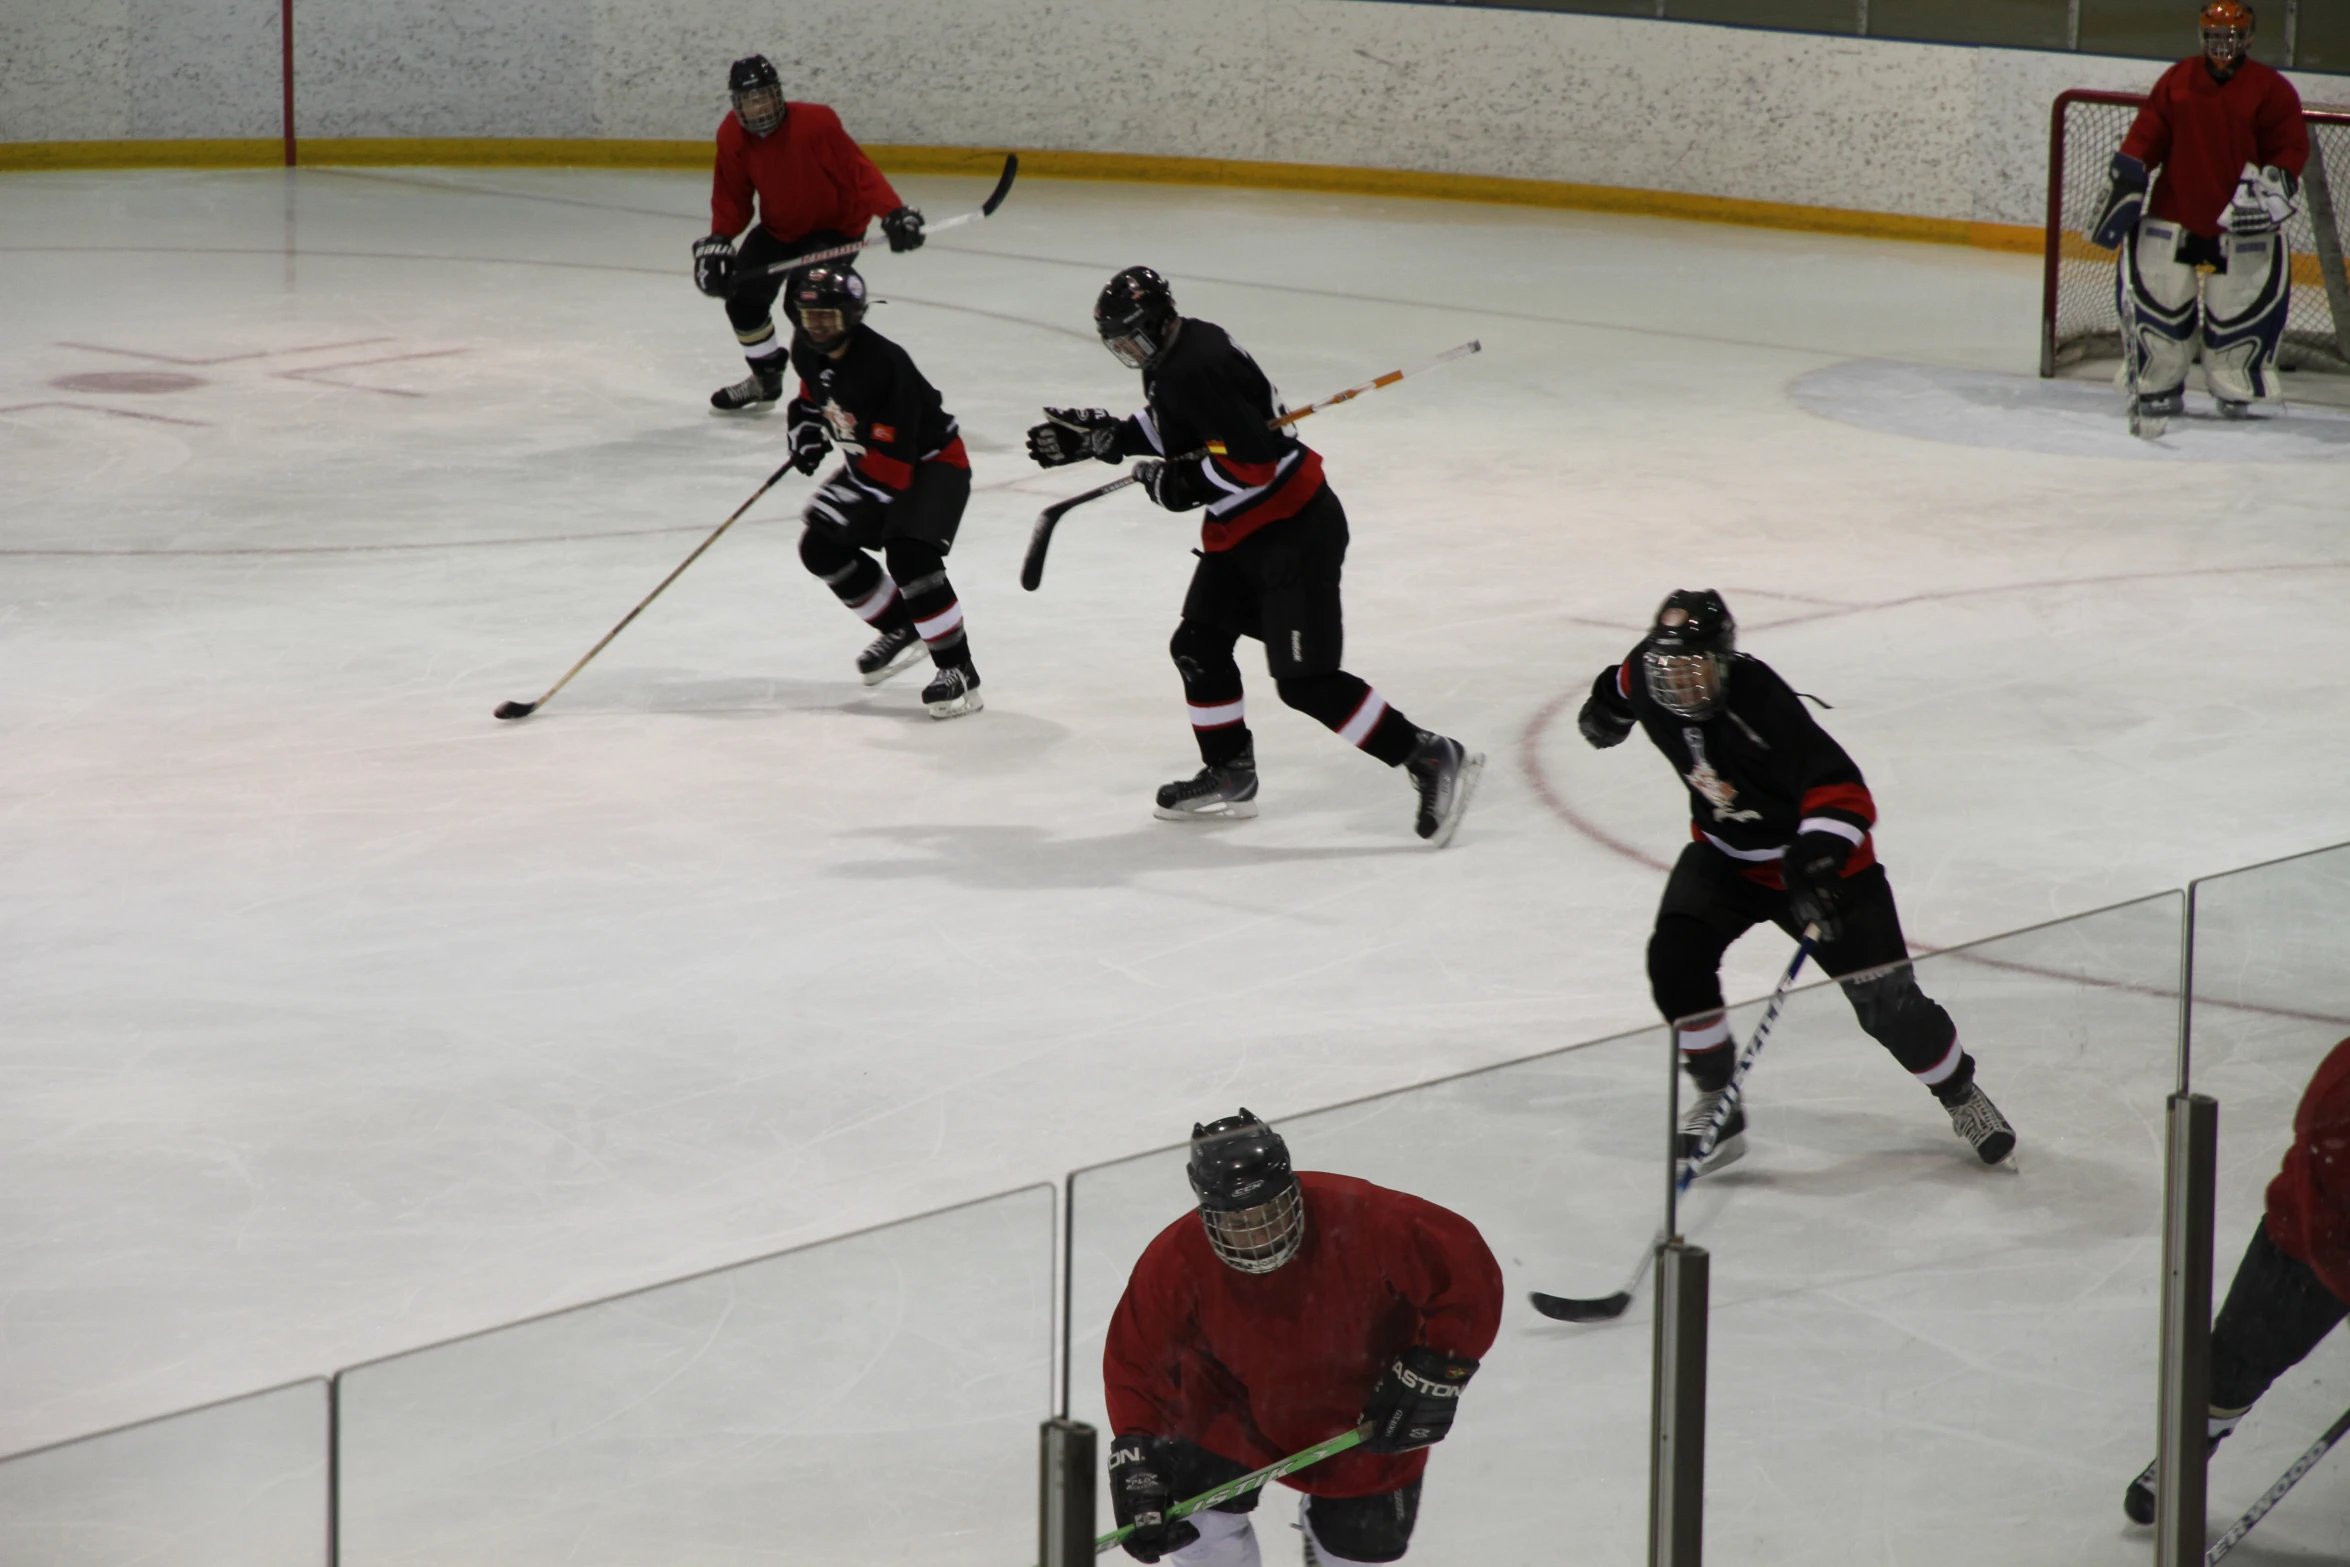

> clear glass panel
[1694,892,2188,1563]
[0,1379,327,1567]
[2187,841,2350,1560]
[337,1185,1054,1567]
[1066,1025,1670,1560]
[1870,0,2071,48]
[1666,0,1862,32]
[2303,5,2350,71]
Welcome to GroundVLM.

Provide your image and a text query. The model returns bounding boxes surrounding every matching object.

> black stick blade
[1020,509,1060,592]
[980,154,1019,216]
[1529,1289,1631,1323]
[493,700,537,721]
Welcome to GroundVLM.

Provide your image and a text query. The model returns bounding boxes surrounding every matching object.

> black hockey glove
[1107,1434,1197,1564]
[882,205,926,253]
[1025,407,1121,468]
[1359,1345,1478,1455]
[1578,692,1635,749]
[785,398,832,476]
[1134,458,1205,512]
[1783,830,1854,944]
[692,234,737,297]
[804,470,885,539]
[2089,154,2148,251]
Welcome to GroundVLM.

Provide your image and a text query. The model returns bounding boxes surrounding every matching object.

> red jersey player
[689,56,925,412]
[2088,2,2310,435]
[2124,1035,2350,1523]
[1103,1112,1502,1567]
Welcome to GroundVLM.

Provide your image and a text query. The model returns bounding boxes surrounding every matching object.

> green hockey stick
[1090,1423,1370,1557]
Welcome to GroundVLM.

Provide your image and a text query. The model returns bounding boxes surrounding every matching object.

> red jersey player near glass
[2089,2,2309,436]
[1103,1112,1502,1567]
[2123,1036,2350,1524]
[689,56,926,413]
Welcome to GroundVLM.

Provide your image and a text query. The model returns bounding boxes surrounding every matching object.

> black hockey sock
[801,529,908,633]
[1274,673,1420,766]
[1677,1013,1736,1093]
[735,314,785,372]
[1170,625,1250,767]
[884,540,970,670]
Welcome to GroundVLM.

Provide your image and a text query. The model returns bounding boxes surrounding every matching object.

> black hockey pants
[1158,1437,1422,1562]
[1647,844,1970,1100]
[2211,1223,2348,1414]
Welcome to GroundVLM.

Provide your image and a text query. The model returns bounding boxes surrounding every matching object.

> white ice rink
[4,165,2349,1556]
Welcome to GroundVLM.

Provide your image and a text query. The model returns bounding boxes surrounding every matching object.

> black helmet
[1641,589,1737,719]
[728,55,786,137]
[1187,1110,1304,1274]
[790,266,867,343]
[1096,266,1179,370]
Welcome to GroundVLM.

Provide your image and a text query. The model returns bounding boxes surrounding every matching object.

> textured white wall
[3,0,2345,231]
[0,0,281,141]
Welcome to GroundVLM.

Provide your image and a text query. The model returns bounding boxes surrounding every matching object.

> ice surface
[3,167,2348,1554]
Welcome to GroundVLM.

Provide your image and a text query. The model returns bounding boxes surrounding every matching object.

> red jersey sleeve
[2256,71,2310,178]
[1103,1217,1200,1436]
[2265,1037,2350,1306]
[807,104,903,225]
[1372,1189,1504,1362]
[710,116,755,237]
[2118,72,2178,171]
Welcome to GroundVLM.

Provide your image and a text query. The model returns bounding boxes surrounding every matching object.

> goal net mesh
[2044,92,2350,375]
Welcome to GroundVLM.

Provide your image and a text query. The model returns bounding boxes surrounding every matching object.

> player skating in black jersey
[1026,267,1479,846]
[1580,590,2015,1168]
[784,268,980,717]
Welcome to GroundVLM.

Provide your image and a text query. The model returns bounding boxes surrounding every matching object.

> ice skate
[1680,1087,1747,1175]
[2129,388,2182,440]
[711,366,783,411]
[2123,1412,2242,1525]
[1154,745,1258,821]
[1943,1081,2017,1166]
[2216,397,2255,420]
[1404,731,1483,848]
[920,663,983,719]
[856,625,925,686]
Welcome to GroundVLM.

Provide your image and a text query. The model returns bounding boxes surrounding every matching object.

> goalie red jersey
[2119,56,2308,237]
[1104,1170,1503,1498]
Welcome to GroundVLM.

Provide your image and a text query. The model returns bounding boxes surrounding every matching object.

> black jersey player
[1025,267,1479,846]
[783,268,980,717]
[1580,590,2015,1168]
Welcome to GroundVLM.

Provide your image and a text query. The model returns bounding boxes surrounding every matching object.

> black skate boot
[1403,731,1484,848]
[1680,1086,1747,1175]
[1154,743,1258,821]
[920,662,983,719]
[712,365,783,411]
[856,625,925,686]
[2123,1411,2243,1524]
[1942,1081,2017,1166]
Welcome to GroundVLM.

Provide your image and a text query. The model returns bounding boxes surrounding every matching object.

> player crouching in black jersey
[1581,590,2016,1169]
[1026,267,1480,846]
[783,268,981,718]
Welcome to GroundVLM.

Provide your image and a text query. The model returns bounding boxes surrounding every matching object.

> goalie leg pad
[2201,230,2290,403]
[2119,220,2201,399]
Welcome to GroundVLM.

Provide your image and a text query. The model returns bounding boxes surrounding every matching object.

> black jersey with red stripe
[1111,318,1326,552]
[790,323,968,500]
[1589,651,1877,889]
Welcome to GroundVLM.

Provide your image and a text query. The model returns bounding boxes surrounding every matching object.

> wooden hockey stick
[492,461,797,721]
[1529,932,1817,1323]
[2206,1402,2350,1564]
[727,154,1018,293]
[1084,1423,1370,1558]
[1019,339,1481,592]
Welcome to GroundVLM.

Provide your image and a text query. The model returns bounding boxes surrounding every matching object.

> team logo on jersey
[1684,729,1760,823]
[820,398,866,454]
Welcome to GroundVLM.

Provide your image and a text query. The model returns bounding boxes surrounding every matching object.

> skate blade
[1153,799,1258,822]
[1420,750,1486,849]
[925,689,984,720]
[862,645,928,687]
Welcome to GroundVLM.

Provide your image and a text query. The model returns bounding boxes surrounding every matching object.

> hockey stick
[1019,339,1482,592]
[1529,931,1818,1323]
[2205,1402,2350,1564]
[1088,1423,1370,1558]
[727,154,1018,293]
[492,461,796,720]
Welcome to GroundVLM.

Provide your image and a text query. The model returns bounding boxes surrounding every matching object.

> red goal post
[2040,88,2350,377]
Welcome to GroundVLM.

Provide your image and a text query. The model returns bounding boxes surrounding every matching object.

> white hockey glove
[2221,162,2298,236]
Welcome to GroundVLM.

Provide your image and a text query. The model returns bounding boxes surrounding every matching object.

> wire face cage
[2040,90,2350,377]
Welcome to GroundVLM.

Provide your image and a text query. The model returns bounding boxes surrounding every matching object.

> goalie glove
[2088,154,2148,251]
[692,234,737,297]
[881,205,925,253]
[1359,1346,1479,1454]
[785,398,832,475]
[2221,162,2299,236]
[1024,407,1121,468]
